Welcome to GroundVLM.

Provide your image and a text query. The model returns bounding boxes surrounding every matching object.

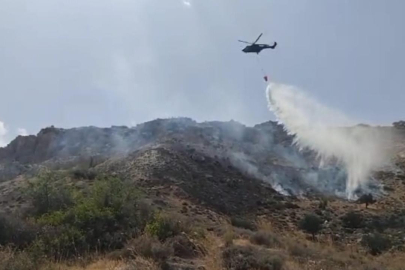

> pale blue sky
[0,0,404,143]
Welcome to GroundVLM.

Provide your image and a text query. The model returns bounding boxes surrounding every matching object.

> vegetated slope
[0,118,404,215]
[1,118,405,270]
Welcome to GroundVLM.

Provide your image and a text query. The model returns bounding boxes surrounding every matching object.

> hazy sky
[0,0,404,144]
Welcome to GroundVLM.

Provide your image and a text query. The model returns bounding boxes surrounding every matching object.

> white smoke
[17,128,28,136]
[0,122,8,147]
[266,82,391,199]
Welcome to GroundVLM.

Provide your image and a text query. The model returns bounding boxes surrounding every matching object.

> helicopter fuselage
[242,43,276,54]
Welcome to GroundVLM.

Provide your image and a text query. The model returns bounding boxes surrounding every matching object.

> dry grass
[0,248,40,270]
[45,258,159,270]
[237,221,405,270]
[201,233,224,270]
[43,258,160,270]
[124,257,160,270]
[0,247,160,270]
[2,220,405,270]
[47,260,125,270]
[256,217,279,232]
[223,228,236,247]
[45,222,405,270]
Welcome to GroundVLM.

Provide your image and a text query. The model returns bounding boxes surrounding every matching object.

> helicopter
[238,33,277,54]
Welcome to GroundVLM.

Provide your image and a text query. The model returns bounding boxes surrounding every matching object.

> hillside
[0,118,365,197]
[0,118,405,270]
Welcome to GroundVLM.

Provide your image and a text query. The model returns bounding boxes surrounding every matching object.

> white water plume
[266,82,391,199]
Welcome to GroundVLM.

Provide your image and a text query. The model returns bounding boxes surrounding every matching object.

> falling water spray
[266,82,391,199]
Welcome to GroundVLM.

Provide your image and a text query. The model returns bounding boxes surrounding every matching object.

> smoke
[17,128,28,136]
[266,82,391,199]
[0,122,8,147]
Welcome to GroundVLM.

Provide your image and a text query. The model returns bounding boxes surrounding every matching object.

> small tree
[357,193,376,208]
[299,214,323,239]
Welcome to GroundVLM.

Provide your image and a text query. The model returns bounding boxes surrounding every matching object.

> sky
[0,0,404,145]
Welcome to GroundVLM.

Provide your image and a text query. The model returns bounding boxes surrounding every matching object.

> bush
[30,174,147,259]
[230,217,257,231]
[342,211,364,229]
[250,231,282,248]
[145,214,188,241]
[0,214,36,248]
[299,214,323,238]
[137,200,155,229]
[367,217,386,233]
[31,225,86,259]
[222,245,284,270]
[126,234,173,262]
[26,171,74,216]
[0,249,40,270]
[361,233,391,255]
[365,213,404,233]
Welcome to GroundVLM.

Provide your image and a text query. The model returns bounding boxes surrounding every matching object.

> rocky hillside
[0,118,364,197]
[1,118,405,270]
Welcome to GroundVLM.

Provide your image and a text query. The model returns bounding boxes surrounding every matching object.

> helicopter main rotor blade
[238,40,253,44]
[253,33,263,44]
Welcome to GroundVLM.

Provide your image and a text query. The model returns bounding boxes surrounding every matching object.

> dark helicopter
[238,33,277,54]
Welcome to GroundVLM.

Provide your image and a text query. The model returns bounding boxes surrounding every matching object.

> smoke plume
[266,82,391,199]
[17,128,28,136]
[0,122,8,147]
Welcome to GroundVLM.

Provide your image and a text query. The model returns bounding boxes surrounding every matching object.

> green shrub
[26,171,74,216]
[30,174,147,258]
[230,217,257,231]
[32,225,86,259]
[361,233,391,255]
[222,245,284,270]
[299,214,323,239]
[145,214,186,241]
